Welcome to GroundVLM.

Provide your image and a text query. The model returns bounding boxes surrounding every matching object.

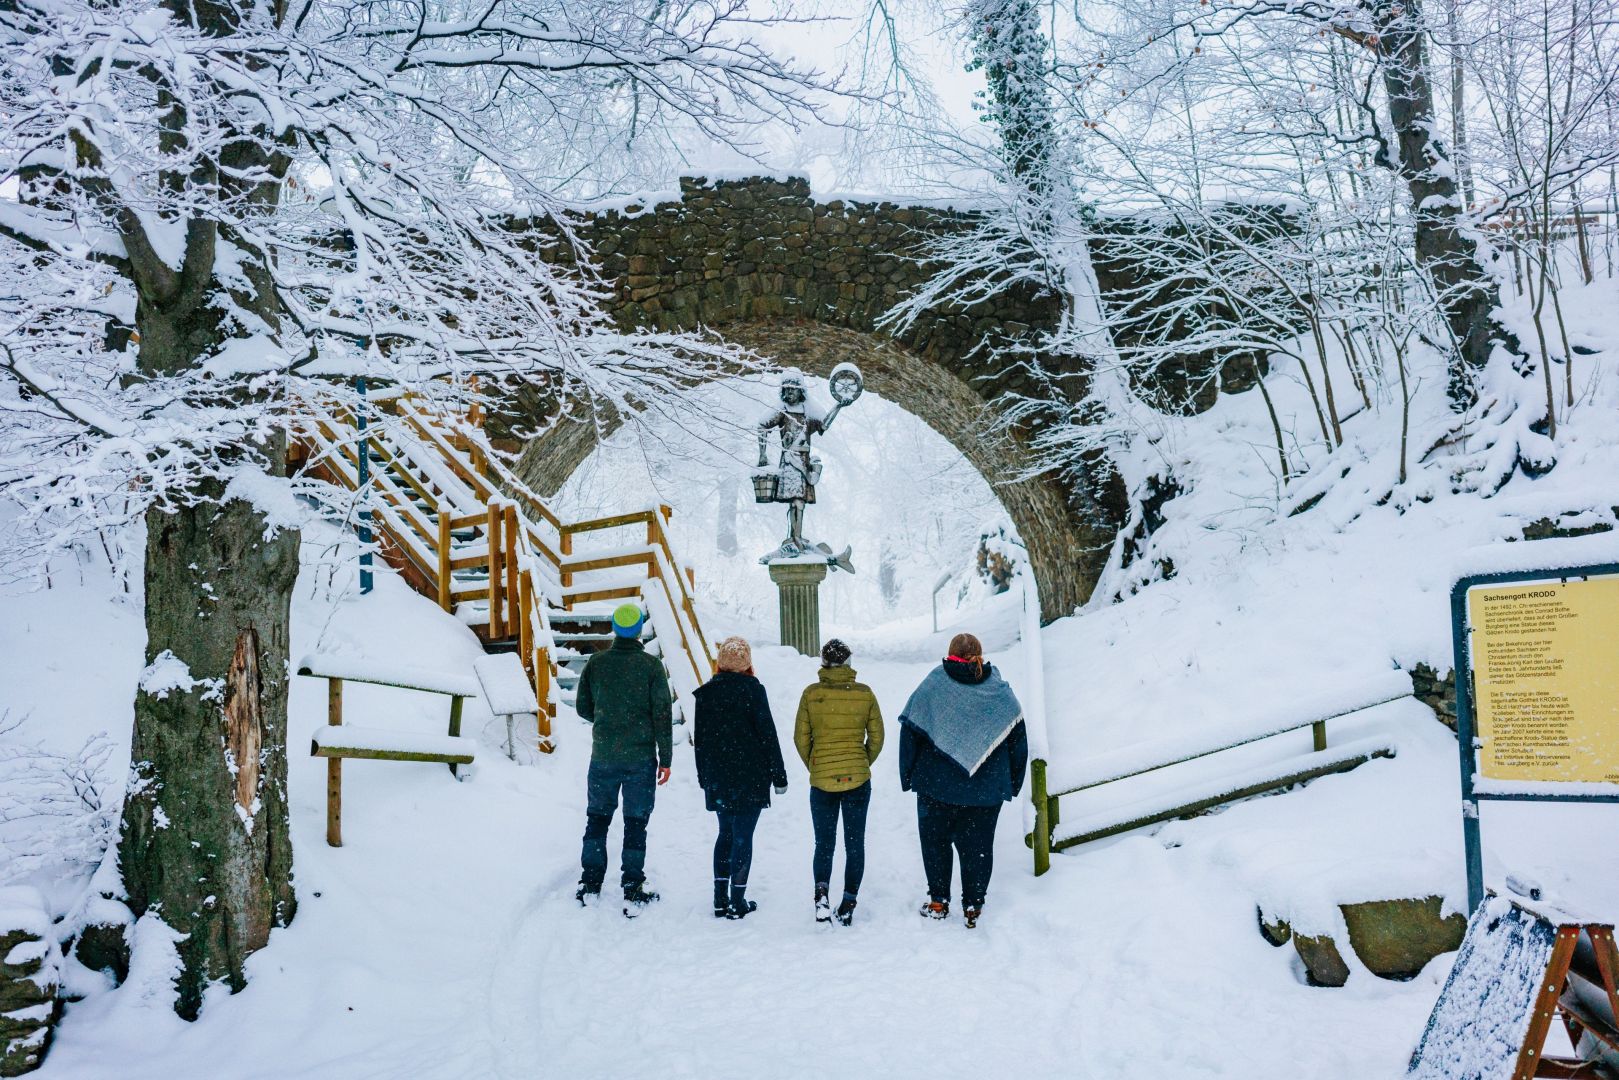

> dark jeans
[809,782,871,898]
[713,806,763,889]
[580,759,657,888]
[917,794,1001,908]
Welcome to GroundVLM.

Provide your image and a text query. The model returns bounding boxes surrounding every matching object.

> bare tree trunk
[1444,0,1477,207]
[1374,0,1508,408]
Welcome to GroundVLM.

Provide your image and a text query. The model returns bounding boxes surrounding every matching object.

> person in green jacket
[574,603,673,913]
[793,638,883,926]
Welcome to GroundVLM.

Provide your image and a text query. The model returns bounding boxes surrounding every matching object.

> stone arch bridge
[505,175,1228,622]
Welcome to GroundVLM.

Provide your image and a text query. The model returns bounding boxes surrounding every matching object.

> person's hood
[818,665,857,685]
[943,658,993,685]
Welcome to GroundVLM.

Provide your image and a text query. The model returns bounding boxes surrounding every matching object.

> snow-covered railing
[291,385,716,744]
[1028,671,1411,874]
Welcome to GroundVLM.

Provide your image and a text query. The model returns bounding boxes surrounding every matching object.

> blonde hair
[715,636,753,674]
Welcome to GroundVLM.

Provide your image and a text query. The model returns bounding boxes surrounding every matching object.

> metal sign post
[1450,561,1619,912]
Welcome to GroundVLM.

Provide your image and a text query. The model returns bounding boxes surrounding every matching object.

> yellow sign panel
[1468,575,1619,784]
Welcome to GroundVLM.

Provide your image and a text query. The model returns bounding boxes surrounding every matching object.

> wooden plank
[296,661,476,698]
[518,568,533,671]
[437,512,452,611]
[448,695,464,777]
[536,647,554,751]
[564,586,641,606]
[1513,927,1579,1080]
[327,678,343,847]
[503,505,520,640]
[312,742,476,765]
[488,502,505,638]
[1052,746,1394,851]
[560,530,574,606]
[560,552,656,575]
[1054,693,1408,798]
[1591,927,1619,1039]
[564,509,655,535]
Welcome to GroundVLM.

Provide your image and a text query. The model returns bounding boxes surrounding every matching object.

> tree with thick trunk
[1366,0,1506,407]
[3,0,830,1015]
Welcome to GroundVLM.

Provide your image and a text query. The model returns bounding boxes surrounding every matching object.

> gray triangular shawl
[901,665,1023,775]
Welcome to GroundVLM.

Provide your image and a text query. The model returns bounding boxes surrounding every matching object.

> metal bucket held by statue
[752,472,778,503]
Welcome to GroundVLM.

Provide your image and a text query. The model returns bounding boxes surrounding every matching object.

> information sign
[1450,562,1619,913]
[1468,576,1619,785]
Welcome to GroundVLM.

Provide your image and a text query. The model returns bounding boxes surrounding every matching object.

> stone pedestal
[768,560,828,656]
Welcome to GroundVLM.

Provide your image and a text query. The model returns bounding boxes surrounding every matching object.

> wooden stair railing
[291,387,715,749]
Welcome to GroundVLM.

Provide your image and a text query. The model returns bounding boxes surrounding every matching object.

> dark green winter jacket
[575,638,674,769]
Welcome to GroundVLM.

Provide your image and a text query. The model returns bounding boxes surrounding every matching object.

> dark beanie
[820,639,852,667]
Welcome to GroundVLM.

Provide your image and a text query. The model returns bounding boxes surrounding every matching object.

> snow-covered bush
[0,713,118,896]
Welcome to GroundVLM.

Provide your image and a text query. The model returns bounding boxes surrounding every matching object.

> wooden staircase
[290,388,715,751]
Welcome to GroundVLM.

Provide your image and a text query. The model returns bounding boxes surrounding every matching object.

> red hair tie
[946,655,979,664]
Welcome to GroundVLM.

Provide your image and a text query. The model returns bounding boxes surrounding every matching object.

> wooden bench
[297,654,480,847]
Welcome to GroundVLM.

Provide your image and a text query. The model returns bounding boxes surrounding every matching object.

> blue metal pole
[1450,580,1483,912]
[356,373,373,595]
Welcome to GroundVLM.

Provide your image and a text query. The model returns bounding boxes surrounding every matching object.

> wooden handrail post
[518,568,533,671]
[436,509,452,612]
[327,677,343,848]
[536,646,553,752]
[1031,758,1051,877]
[503,504,519,633]
[1312,719,1327,752]
[559,529,574,610]
[486,501,504,639]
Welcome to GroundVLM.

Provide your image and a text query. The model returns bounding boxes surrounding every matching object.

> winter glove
[774,783,788,795]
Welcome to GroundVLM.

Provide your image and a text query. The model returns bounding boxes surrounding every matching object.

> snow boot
[834,895,857,927]
[963,906,982,929]
[622,883,660,918]
[713,878,730,919]
[576,881,601,906]
[725,884,756,920]
[814,884,831,924]
[919,899,949,920]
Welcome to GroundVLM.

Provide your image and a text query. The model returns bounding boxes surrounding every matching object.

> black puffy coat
[693,672,789,811]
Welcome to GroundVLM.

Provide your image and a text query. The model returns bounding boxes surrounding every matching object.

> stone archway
[509,175,1140,621]
[514,320,1117,623]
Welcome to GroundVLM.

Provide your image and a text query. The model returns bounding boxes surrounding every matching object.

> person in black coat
[693,636,788,919]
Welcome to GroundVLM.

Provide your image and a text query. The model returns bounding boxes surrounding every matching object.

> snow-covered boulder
[0,887,62,1076]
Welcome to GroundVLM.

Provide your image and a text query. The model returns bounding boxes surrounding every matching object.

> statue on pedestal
[753,365,863,572]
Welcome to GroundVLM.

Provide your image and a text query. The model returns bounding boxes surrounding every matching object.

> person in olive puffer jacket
[793,638,883,926]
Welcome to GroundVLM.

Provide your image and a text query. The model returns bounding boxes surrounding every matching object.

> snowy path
[18,562,1450,1078]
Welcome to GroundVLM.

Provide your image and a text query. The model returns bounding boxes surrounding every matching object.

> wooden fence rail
[1028,684,1410,875]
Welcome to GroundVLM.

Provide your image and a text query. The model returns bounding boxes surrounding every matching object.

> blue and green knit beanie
[612,603,646,638]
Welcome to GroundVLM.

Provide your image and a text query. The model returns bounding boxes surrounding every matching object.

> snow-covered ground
[5,276,1618,1077]
[0,525,1598,1078]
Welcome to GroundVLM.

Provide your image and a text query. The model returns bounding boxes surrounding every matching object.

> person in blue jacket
[693,636,788,919]
[899,632,1027,928]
